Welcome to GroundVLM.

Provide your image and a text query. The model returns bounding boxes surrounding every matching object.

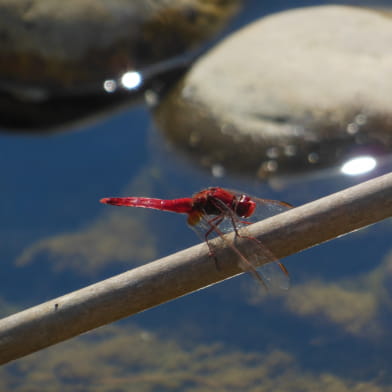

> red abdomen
[100,197,193,214]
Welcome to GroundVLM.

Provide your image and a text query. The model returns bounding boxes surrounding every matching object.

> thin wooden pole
[0,172,392,365]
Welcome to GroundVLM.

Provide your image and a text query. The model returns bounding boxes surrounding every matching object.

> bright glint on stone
[341,156,377,175]
[121,71,142,90]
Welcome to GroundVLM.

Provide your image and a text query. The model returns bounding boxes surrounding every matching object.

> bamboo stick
[0,172,391,365]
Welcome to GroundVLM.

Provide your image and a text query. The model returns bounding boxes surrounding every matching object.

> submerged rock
[154,5,392,178]
[0,0,240,92]
[0,0,240,131]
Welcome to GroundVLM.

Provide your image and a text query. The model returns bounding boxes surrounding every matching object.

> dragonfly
[100,187,292,290]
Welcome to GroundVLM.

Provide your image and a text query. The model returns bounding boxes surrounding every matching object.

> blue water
[1,1,392,391]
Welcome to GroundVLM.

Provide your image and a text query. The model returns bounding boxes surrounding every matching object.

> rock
[154,5,392,178]
[0,0,241,131]
[0,0,240,93]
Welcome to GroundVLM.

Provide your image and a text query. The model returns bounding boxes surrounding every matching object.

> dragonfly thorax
[192,188,256,219]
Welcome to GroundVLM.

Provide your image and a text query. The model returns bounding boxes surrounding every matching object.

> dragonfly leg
[203,212,268,290]
[229,215,289,277]
[210,221,269,290]
[207,198,271,287]
[204,215,224,270]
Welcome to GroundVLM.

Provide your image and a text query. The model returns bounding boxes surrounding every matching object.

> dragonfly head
[235,195,256,218]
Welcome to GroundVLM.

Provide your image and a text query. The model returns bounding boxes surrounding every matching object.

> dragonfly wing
[257,261,290,291]
[247,197,292,223]
[187,196,290,292]
[230,230,290,291]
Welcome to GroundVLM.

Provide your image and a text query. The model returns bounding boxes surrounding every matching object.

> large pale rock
[155,5,392,178]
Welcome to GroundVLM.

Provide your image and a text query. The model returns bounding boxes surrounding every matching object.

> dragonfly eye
[235,195,256,218]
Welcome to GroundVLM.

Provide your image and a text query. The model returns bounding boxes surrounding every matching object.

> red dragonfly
[100,187,292,290]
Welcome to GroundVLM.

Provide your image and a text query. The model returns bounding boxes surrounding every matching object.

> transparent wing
[249,196,292,223]
[258,261,290,291]
[230,224,290,291]
[188,197,290,291]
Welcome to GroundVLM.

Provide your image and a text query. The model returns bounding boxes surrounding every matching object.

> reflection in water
[103,71,144,93]
[3,152,392,389]
[5,220,392,390]
[102,79,117,93]
[121,71,143,90]
[0,321,389,391]
[247,240,392,339]
[211,163,226,178]
[15,213,157,277]
[341,156,377,176]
